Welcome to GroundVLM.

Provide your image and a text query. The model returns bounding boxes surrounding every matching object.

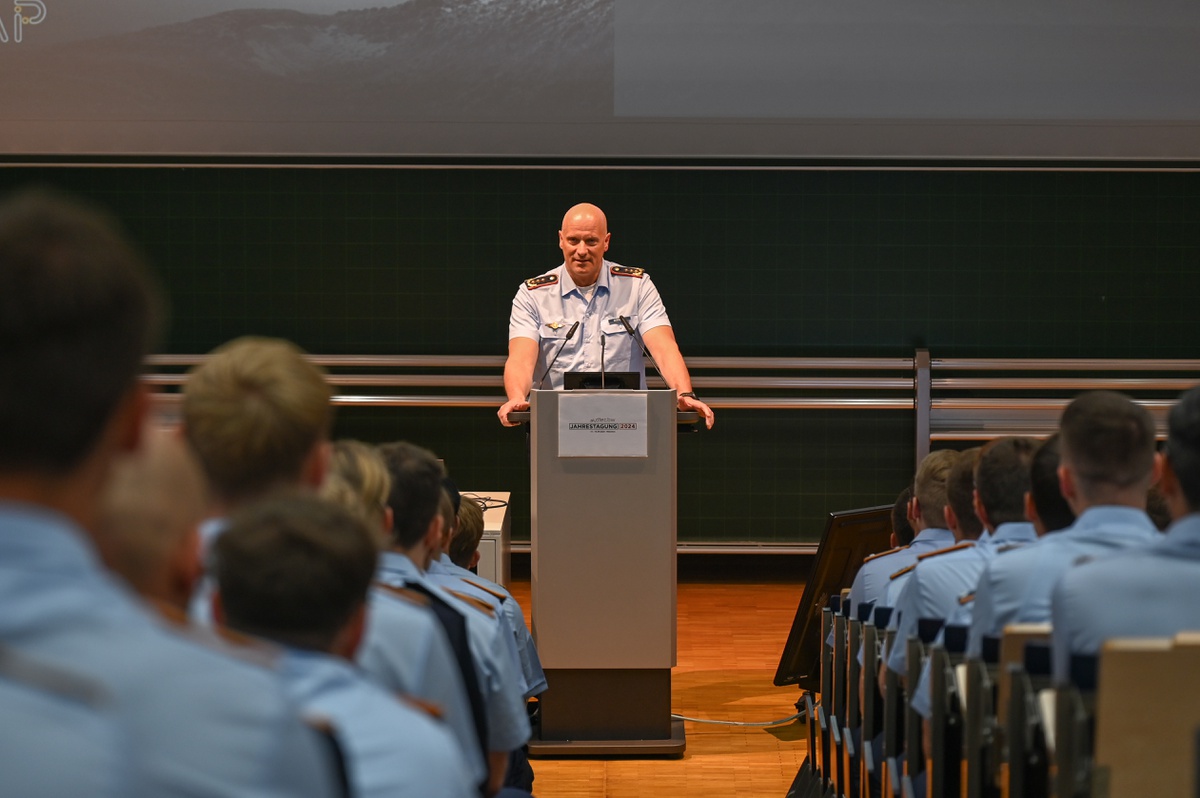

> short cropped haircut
[891,486,915,546]
[214,494,378,651]
[1029,434,1075,533]
[320,439,391,540]
[946,447,984,540]
[1166,385,1200,511]
[0,189,161,474]
[450,497,486,568]
[183,337,332,503]
[975,436,1038,527]
[914,449,959,529]
[378,441,445,549]
[1059,391,1156,497]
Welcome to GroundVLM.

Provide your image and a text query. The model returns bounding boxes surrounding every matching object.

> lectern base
[528,718,686,757]
[528,668,685,757]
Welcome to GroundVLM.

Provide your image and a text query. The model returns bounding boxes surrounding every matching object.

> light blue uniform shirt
[968,506,1158,658]
[0,502,338,798]
[0,647,128,798]
[188,516,228,626]
[887,522,1038,677]
[903,522,1036,719]
[357,586,486,787]
[281,649,476,798]
[429,553,548,698]
[1050,513,1200,682]
[509,260,672,390]
[376,552,532,753]
[847,527,956,619]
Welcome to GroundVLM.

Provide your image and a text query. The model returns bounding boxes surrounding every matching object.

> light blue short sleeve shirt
[509,261,672,390]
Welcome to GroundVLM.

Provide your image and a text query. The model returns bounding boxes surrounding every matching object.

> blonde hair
[914,449,960,529]
[97,427,209,596]
[183,337,332,503]
[320,439,391,546]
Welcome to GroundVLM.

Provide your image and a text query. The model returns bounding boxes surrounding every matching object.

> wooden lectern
[525,388,685,756]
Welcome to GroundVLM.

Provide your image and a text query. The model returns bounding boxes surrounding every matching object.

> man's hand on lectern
[498,398,530,427]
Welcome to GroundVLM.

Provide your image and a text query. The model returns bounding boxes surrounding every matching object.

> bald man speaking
[498,203,714,429]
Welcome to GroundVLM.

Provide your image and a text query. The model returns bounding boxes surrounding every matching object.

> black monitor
[773,504,894,691]
[562,371,640,390]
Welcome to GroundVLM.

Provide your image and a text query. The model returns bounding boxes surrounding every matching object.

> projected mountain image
[0,0,613,152]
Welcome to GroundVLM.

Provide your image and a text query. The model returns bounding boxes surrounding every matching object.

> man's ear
[300,440,331,490]
[211,590,227,627]
[909,496,922,525]
[943,504,960,534]
[1058,463,1076,504]
[332,603,368,660]
[973,488,991,532]
[468,550,481,570]
[423,513,444,551]
[112,383,151,456]
[166,526,204,611]
[1150,450,1165,487]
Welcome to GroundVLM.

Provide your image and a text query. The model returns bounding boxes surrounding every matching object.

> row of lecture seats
[788,593,1200,798]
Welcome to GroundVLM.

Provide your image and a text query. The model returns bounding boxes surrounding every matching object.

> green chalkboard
[2,165,1197,543]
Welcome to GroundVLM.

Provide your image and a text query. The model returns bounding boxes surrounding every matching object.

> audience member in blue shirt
[212,495,476,798]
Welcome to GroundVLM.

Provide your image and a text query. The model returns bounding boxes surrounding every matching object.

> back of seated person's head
[450,497,485,569]
[438,489,457,549]
[891,485,915,546]
[377,441,445,551]
[1029,433,1075,533]
[1059,390,1157,505]
[213,494,377,653]
[975,436,1038,527]
[97,427,210,609]
[946,447,984,540]
[1165,385,1200,514]
[183,337,332,506]
[0,189,161,477]
[319,439,391,546]
[914,449,959,530]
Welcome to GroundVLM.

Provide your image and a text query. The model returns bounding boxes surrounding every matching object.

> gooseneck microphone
[535,321,579,391]
[619,315,661,378]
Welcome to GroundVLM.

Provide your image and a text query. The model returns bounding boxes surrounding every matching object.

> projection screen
[2,0,1198,160]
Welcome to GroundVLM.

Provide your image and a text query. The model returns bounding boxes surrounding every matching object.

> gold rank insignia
[610,265,644,278]
[916,541,975,560]
[958,591,977,606]
[546,321,567,330]
[863,546,904,563]
[890,563,916,580]
[525,274,559,290]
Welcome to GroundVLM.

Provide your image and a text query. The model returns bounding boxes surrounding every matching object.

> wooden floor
[508,559,809,798]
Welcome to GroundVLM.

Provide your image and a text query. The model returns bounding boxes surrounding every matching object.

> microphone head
[618,315,636,336]
[565,320,580,339]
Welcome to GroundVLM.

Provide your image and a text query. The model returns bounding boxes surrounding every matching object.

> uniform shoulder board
[609,265,645,278]
[397,693,446,721]
[524,274,558,290]
[462,578,509,603]
[917,541,975,561]
[0,644,109,708]
[444,589,496,618]
[890,563,917,580]
[864,546,904,563]
[374,582,431,607]
[958,591,977,606]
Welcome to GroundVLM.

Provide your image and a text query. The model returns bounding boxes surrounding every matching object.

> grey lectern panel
[530,389,677,670]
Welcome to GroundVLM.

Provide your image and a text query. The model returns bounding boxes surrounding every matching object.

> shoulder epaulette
[397,693,445,720]
[609,265,644,279]
[524,274,559,290]
[917,541,975,561]
[864,546,904,563]
[374,582,431,607]
[445,589,496,618]
[890,563,917,580]
[462,578,509,603]
[958,591,977,606]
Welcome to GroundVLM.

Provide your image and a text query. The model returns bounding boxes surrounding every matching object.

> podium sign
[557,392,649,458]
[528,388,684,755]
